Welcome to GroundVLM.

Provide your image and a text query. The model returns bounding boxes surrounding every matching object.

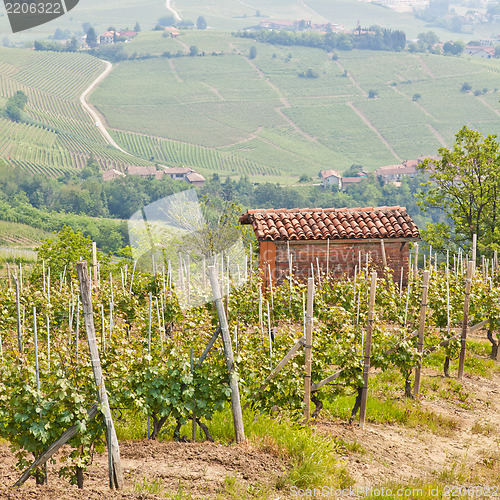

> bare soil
[1,340,499,499]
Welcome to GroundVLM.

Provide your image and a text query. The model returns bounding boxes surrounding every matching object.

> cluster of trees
[3,91,27,122]
[34,38,79,52]
[407,31,442,54]
[418,126,500,254]
[236,26,406,53]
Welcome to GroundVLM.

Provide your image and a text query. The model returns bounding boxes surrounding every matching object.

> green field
[89,30,500,180]
[0,47,154,177]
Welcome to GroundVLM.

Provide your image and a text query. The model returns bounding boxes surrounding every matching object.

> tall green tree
[418,126,500,252]
[86,27,97,46]
[196,16,207,30]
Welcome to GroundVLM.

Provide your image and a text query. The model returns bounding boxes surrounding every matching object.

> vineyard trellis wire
[0,233,499,489]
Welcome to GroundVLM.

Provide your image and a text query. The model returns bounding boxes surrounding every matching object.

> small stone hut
[239,206,420,287]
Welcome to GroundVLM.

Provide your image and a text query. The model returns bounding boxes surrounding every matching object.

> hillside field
[90,30,500,181]
[0,47,154,178]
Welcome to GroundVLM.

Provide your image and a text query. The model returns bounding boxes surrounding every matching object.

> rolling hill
[89,29,500,181]
[0,29,500,183]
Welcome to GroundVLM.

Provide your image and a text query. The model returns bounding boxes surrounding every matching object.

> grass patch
[114,409,148,441]
[208,406,353,491]
[324,390,459,437]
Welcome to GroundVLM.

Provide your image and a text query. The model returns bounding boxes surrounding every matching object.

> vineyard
[0,47,155,176]
[111,129,280,177]
[0,228,499,497]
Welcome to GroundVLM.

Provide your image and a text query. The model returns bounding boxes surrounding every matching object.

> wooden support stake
[380,239,387,268]
[304,277,314,422]
[413,271,429,398]
[413,243,419,280]
[359,272,377,429]
[208,266,245,443]
[458,261,474,380]
[472,234,477,274]
[92,242,98,289]
[13,273,22,352]
[77,262,123,489]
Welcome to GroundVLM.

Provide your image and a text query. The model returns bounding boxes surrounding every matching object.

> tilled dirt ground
[321,369,500,493]
[0,440,288,499]
[1,344,499,499]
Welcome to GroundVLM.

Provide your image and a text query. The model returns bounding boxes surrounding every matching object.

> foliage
[196,16,207,30]
[417,126,500,252]
[235,27,406,52]
[4,91,28,123]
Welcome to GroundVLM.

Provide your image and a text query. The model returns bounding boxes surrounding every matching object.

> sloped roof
[239,206,420,241]
[186,172,206,182]
[320,169,341,179]
[126,166,157,176]
[375,164,417,176]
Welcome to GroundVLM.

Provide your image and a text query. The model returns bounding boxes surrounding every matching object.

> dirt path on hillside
[335,60,368,98]
[417,56,435,79]
[426,123,448,147]
[321,369,500,493]
[347,101,402,162]
[79,61,132,157]
[478,95,500,117]
[165,0,181,22]
[242,54,318,142]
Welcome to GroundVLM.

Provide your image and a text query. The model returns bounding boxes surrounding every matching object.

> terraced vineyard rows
[112,130,280,176]
[0,47,154,176]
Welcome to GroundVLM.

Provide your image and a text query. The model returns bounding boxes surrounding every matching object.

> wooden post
[413,243,419,279]
[208,266,245,443]
[472,234,477,273]
[92,242,98,289]
[13,273,22,352]
[458,261,474,380]
[413,270,429,398]
[77,262,123,489]
[359,272,377,429]
[304,277,314,422]
[33,307,40,396]
[7,263,11,289]
[380,239,387,268]
[326,239,330,277]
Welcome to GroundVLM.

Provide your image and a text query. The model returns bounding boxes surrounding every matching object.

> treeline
[0,159,440,253]
[0,160,186,252]
[235,27,406,52]
[200,172,439,230]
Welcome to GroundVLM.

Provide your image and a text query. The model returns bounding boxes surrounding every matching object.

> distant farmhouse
[320,156,438,190]
[102,165,205,187]
[99,30,137,44]
[320,169,367,190]
[374,160,418,183]
[464,46,495,58]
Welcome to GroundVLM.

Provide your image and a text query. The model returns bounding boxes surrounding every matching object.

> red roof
[239,206,419,241]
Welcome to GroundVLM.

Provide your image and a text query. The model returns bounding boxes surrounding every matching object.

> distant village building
[464,46,495,58]
[320,169,342,189]
[240,206,420,288]
[159,166,206,187]
[102,165,205,187]
[375,160,418,183]
[99,31,115,44]
[99,30,137,44]
[126,165,157,178]
[102,168,126,182]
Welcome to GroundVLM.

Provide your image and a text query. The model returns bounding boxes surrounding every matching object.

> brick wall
[259,239,411,286]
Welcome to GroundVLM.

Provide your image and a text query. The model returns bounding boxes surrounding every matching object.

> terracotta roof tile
[239,206,420,241]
